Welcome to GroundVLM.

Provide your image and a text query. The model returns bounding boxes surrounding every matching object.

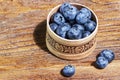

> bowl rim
[47,3,98,42]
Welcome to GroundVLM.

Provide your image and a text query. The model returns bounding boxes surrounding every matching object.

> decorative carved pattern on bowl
[46,34,96,54]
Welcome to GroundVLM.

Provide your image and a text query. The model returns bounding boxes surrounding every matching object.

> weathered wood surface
[0,0,120,80]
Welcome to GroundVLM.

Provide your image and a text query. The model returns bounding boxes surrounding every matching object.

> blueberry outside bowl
[46,3,98,60]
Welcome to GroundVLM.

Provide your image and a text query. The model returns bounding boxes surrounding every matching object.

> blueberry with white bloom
[50,23,58,31]
[52,12,65,25]
[61,65,75,77]
[84,20,96,32]
[96,56,109,69]
[99,49,115,63]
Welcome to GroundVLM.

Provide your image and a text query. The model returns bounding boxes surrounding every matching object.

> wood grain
[0,0,120,80]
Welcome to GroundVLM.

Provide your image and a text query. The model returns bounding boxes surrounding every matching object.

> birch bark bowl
[46,3,98,60]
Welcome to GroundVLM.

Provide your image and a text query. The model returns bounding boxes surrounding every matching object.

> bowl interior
[47,3,98,45]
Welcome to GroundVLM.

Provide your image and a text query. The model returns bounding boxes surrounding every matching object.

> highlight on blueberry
[61,65,75,77]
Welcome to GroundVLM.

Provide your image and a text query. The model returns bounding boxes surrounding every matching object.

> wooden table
[0,0,120,79]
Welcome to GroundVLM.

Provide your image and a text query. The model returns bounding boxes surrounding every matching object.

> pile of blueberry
[95,49,115,69]
[50,2,96,39]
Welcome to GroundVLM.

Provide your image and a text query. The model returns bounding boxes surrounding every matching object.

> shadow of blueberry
[60,65,75,77]
[60,69,71,77]
[33,20,49,52]
[91,61,98,69]
[91,52,101,69]
[60,69,65,77]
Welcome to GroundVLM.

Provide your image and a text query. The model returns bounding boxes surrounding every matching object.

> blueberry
[56,30,66,38]
[52,12,65,25]
[76,7,92,24]
[80,8,91,19]
[62,5,78,20]
[84,20,96,32]
[96,56,109,69]
[59,2,71,13]
[76,12,90,24]
[80,8,90,13]
[72,24,85,31]
[56,23,71,38]
[99,49,115,63]
[67,27,82,39]
[60,23,71,31]
[82,31,91,38]
[50,23,58,31]
[61,65,75,77]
